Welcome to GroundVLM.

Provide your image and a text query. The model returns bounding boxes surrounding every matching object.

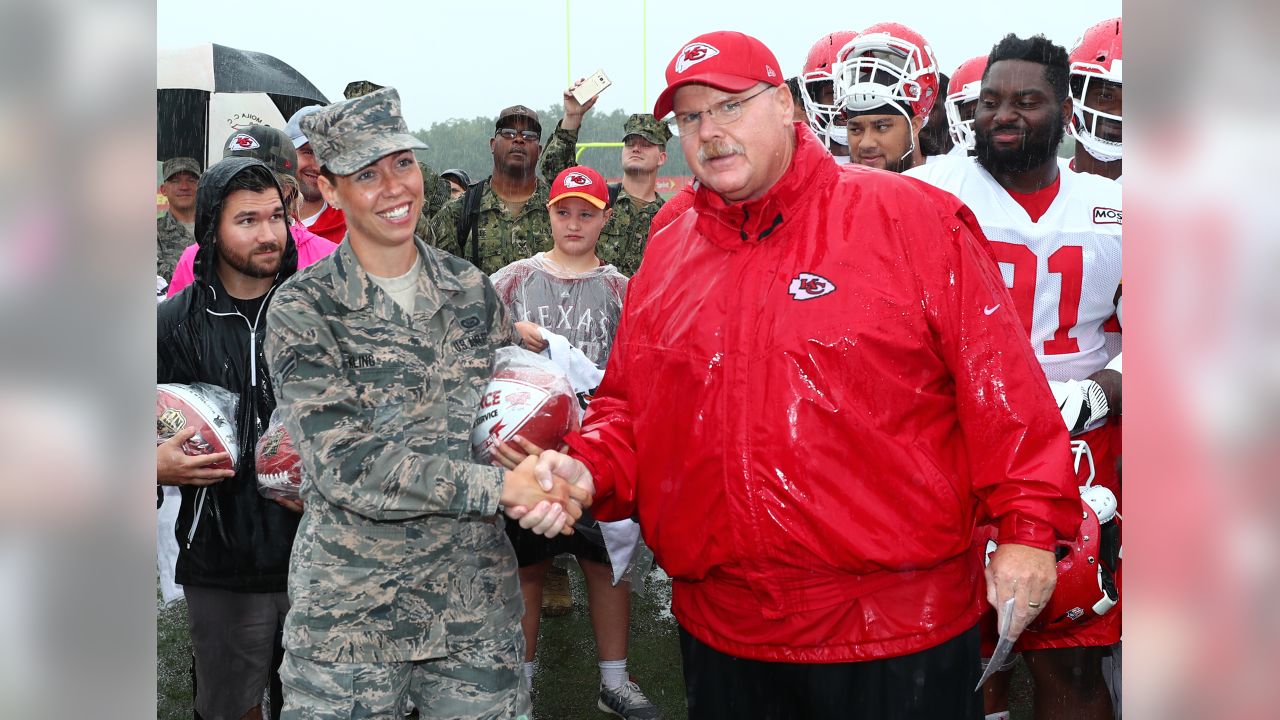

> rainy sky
[157,0,1119,130]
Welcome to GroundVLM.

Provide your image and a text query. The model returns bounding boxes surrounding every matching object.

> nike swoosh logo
[984,304,1001,315]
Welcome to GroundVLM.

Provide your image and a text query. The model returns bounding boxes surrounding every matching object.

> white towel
[538,328,603,394]
[599,518,642,585]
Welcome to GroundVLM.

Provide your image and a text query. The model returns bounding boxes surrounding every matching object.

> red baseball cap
[548,165,610,209]
[653,31,783,120]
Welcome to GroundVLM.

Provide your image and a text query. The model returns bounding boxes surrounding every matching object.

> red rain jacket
[565,126,1080,663]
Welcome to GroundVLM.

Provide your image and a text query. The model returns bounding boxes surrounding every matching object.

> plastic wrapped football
[256,408,303,503]
[156,383,239,472]
[471,347,581,463]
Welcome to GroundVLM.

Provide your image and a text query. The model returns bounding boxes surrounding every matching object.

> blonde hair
[277,173,302,220]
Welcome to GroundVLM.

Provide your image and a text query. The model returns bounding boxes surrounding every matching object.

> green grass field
[156,563,1032,719]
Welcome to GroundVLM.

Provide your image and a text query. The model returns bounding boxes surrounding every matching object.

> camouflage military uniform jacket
[595,188,664,276]
[540,123,665,275]
[157,210,194,282]
[427,178,553,275]
[265,236,521,663]
[412,159,450,241]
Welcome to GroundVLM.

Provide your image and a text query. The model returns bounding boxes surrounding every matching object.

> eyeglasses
[665,86,775,135]
[496,128,541,142]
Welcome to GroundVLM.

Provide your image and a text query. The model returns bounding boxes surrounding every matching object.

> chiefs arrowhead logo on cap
[228,133,260,150]
[675,42,720,73]
[564,171,592,188]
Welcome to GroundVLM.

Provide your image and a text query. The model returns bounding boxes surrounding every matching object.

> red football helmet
[1069,17,1123,162]
[1027,489,1120,633]
[944,55,987,153]
[833,22,940,125]
[983,470,1120,633]
[799,30,858,147]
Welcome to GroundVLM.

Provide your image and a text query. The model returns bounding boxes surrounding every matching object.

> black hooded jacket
[158,157,300,592]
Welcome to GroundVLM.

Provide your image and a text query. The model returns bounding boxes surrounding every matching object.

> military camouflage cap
[162,156,201,182]
[344,80,384,99]
[300,87,428,176]
[495,105,542,134]
[221,125,299,178]
[622,113,672,145]
[441,168,471,187]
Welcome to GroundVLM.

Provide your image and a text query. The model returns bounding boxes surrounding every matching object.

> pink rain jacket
[565,126,1080,663]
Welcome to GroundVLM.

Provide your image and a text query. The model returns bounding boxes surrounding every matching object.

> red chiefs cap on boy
[653,31,783,119]
[548,165,610,209]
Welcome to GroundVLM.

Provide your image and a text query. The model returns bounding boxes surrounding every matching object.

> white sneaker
[598,680,662,719]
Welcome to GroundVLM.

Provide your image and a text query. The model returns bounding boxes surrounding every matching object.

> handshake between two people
[496,436,595,539]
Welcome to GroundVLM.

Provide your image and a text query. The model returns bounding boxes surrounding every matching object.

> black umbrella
[158,43,329,166]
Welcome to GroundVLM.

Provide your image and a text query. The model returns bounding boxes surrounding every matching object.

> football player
[833,22,941,173]
[1067,18,1123,182]
[798,30,858,162]
[907,33,1122,720]
[943,55,988,156]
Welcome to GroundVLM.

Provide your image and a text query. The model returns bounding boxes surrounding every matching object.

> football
[471,364,580,463]
[256,412,303,503]
[156,383,239,472]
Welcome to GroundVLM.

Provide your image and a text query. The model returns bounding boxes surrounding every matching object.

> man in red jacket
[517,30,1080,719]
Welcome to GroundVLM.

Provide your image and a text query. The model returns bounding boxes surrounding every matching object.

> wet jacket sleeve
[539,121,579,182]
[918,200,1080,550]
[264,289,505,521]
[561,304,639,522]
[156,311,178,383]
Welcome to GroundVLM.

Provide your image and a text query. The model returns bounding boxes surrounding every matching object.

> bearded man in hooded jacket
[157,156,300,720]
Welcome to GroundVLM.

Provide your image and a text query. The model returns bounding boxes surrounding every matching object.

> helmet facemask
[944,81,980,152]
[835,47,921,166]
[800,73,849,147]
[834,33,940,167]
[1069,60,1123,162]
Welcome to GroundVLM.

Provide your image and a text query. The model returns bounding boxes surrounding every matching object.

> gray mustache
[698,140,745,164]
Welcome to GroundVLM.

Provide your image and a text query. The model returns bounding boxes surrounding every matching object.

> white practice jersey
[907,156,1122,382]
[1060,155,1123,185]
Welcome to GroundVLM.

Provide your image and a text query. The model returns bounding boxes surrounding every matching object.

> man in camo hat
[542,89,672,275]
[428,103,554,274]
[156,156,201,283]
[264,86,588,720]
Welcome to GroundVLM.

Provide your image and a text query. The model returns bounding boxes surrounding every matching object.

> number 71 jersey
[905,156,1121,382]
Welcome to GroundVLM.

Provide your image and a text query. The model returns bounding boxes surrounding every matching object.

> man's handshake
[497,439,596,538]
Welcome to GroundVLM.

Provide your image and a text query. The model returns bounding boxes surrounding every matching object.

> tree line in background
[412,104,693,183]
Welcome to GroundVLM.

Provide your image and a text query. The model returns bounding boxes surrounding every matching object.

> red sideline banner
[604,175,694,197]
